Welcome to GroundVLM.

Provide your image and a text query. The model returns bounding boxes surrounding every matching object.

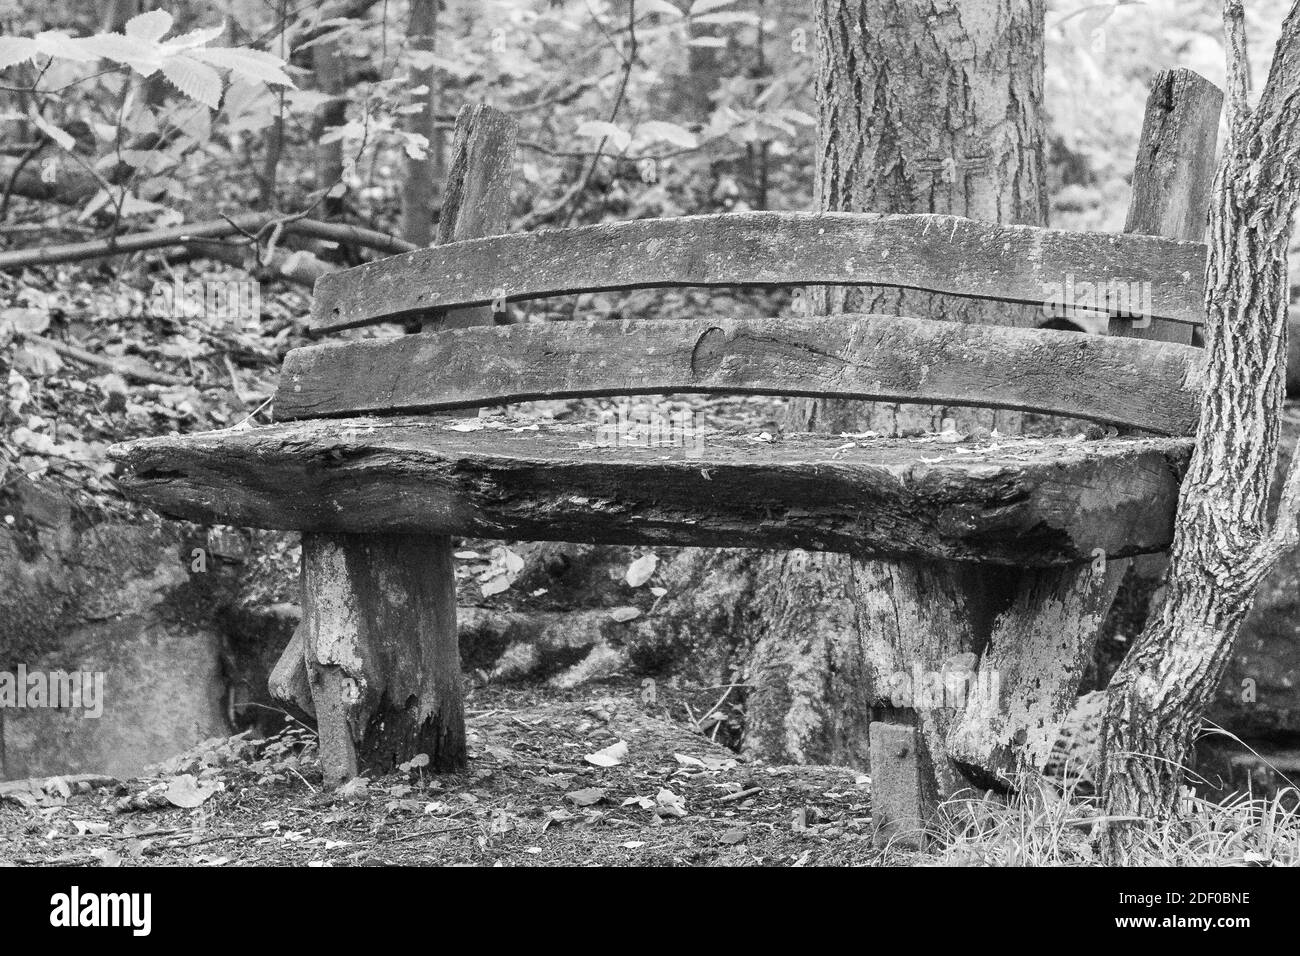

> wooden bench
[110,72,1222,838]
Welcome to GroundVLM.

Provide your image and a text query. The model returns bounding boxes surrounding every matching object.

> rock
[0,475,229,780]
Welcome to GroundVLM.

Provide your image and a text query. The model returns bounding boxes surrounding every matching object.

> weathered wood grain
[275,315,1204,435]
[421,104,517,331]
[1110,68,1222,342]
[947,69,1225,788]
[300,532,465,787]
[109,418,1191,567]
[310,211,1208,332]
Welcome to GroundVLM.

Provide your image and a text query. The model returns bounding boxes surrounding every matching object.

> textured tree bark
[738,0,1048,786]
[1100,0,1300,856]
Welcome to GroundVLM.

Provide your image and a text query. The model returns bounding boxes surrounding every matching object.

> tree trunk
[1100,0,1300,854]
[400,0,444,246]
[312,38,347,223]
[739,0,1047,774]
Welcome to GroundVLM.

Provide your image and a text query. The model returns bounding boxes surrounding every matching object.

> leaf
[480,575,511,597]
[7,370,31,417]
[654,788,688,817]
[164,774,218,809]
[625,553,659,587]
[125,10,174,43]
[160,53,223,108]
[584,740,629,767]
[28,112,75,152]
[0,37,39,71]
[13,342,62,377]
[719,827,747,844]
[33,31,100,63]
[564,787,607,807]
[609,606,642,623]
[400,131,430,160]
[336,777,370,800]
[640,0,686,15]
[78,33,161,74]
[636,120,697,149]
[162,26,226,53]
[0,307,50,338]
[692,12,761,26]
[398,753,429,773]
[191,46,296,88]
[575,119,631,152]
[689,0,739,13]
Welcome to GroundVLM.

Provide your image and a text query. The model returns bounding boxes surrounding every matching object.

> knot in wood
[689,326,728,379]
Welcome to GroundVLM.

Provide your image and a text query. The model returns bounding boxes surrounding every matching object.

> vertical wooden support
[426,104,517,332]
[1099,67,1224,706]
[294,104,518,787]
[302,534,463,785]
[945,69,1223,787]
[869,722,925,847]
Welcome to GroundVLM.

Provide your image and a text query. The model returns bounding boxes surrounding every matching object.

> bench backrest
[275,72,1223,439]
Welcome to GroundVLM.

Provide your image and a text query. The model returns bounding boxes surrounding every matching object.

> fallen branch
[0,213,416,273]
[14,331,186,386]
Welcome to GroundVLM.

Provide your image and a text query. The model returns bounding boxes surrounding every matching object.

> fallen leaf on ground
[565,787,607,807]
[625,553,658,587]
[655,788,688,818]
[165,774,219,809]
[585,741,629,767]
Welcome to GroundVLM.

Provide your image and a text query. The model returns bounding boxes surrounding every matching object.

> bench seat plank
[276,315,1203,435]
[109,417,1191,566]
[311,211,1207,332]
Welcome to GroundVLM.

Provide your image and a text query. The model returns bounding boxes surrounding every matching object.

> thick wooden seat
[110,416,1191,566]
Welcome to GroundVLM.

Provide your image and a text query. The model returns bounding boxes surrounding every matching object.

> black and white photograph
[0,0,1297,919]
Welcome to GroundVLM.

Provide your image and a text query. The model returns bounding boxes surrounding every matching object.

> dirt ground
[0,680,915,867]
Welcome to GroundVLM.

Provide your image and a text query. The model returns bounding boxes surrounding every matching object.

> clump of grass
[925,770,1300,866]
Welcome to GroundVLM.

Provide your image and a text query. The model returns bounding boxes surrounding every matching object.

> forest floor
[0,680,915,867]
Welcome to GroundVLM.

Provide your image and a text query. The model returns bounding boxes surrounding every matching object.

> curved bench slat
[310,212,1207,332]
[275,315,1204,436]
[108,418,1192,567]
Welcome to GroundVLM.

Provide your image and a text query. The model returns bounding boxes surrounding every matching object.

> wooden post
[425,104,517,332]
[296,104,518,786]
[1101,67,1224,710]
[945,69,1223,784]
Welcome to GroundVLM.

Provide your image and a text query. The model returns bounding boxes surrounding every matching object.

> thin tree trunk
[400,0,444,246]
[1101,0,1300,855]
[312,38,347,223]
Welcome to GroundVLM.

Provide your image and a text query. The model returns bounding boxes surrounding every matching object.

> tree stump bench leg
[855,557,1128,843]
[853,558,993,846]
[298,532,465,787]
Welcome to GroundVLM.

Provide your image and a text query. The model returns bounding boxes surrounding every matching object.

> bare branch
[0,215,415,273]
[1224,0,1252,132]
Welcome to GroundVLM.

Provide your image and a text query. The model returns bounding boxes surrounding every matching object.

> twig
[695,684,736,730]
[717,787,762,803]
[224,354,255,406]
